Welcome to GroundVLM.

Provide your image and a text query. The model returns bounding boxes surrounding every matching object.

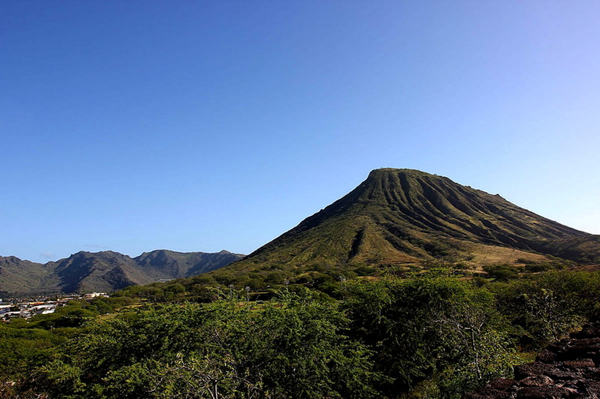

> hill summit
[226,168,600,275]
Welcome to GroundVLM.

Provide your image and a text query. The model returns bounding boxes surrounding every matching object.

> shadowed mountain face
[228,169,600,274]
[0,250,243,296]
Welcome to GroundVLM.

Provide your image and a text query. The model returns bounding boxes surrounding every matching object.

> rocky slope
[466,323,600,398]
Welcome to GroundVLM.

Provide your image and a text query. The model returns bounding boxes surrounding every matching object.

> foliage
[28,292,377,398]
[483,264,519,282]
[3,271,600,398]
[490,271,600,347]
[343,276,517,398]
[0,297,134,380]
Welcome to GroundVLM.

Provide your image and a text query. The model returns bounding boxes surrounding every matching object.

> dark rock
[574,326,600,339]
[516,386,572,398]
[563,359,595,369]
[464,391,513,399]
[515,363,559,379]
[465,323,600,399]
[537,349,557,363]
[520,376,554,386]
[489,379,517,390]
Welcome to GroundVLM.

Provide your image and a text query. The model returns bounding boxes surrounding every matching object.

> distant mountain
[0,250,243,296]
[224,168,600,276]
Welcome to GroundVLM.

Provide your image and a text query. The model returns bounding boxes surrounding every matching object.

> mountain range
[0,250,243,296]
[3,168,599,296]
[221,168,600,278]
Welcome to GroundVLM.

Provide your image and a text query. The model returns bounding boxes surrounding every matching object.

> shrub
[343,276,515,396]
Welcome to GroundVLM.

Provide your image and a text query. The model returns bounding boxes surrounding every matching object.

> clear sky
[2,1,599,263]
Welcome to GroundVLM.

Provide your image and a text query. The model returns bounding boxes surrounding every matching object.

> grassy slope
[223,169,599,278]
[0,256,60,296]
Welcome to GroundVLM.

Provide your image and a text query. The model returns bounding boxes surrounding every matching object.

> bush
[29,292,379,398]
[490,271,600,347]
[343,276,516,396]
[483,264,519,282]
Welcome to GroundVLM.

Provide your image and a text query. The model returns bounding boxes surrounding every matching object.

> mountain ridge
[3,168,599,295]
[0,249,244,296]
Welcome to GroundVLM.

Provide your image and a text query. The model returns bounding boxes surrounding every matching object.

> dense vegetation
[2,268,599,398]
[3,168,600,398]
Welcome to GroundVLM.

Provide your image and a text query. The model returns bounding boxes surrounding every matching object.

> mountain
[0,250,243,296]
[4,168,598,295]
[224,168,600,276]
[133,250,245,279]
[0,256,60,296]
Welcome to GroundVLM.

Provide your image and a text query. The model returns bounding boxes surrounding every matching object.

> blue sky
[2,1,599,263]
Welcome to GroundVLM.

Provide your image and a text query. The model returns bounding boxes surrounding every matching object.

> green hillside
[223,168,599,278]
[4,168,599,297]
